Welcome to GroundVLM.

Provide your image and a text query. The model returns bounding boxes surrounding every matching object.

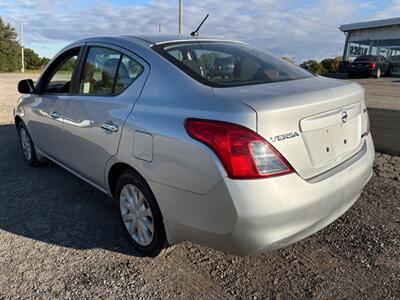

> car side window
[79,47,121,95]
[114,55,144,94]
[43,50,79,94]
[79,47,143,95]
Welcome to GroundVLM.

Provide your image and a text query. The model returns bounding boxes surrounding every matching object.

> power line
[257,0,338,29]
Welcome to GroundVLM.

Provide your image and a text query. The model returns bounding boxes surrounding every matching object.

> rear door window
[114,55,144,94]
[79,47,121,95]
[79,47,144,95]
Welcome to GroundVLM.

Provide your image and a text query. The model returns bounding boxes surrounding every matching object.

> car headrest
[118,61,130,79]
[183,59,202,76]
[102,58,120,80]
[239,58,258,79]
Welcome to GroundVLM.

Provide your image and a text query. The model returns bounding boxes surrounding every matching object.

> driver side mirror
[18,79,34,94]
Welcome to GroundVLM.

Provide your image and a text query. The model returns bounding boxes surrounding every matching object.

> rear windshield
[354,55,377,62]
[152,41,313,87]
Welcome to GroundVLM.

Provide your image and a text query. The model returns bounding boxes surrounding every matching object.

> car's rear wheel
[376,68,381,79]
[115,170,171,257]
[18,122,38,165]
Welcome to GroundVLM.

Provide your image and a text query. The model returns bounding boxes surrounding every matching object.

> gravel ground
[0,73,40,125]
[0,125,399,298]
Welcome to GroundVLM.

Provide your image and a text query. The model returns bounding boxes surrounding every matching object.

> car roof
[66,35,244,60]
[72,34,242,49]
[126,34,238,45]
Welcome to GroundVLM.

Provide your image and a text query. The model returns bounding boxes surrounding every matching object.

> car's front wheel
[18,122,38,165]
[115,170,170,257]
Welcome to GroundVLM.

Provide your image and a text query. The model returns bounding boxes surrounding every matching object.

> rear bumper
[348,68,374,76]
[159,135,375,256]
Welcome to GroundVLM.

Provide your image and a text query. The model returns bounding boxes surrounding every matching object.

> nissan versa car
[15,35,374,256]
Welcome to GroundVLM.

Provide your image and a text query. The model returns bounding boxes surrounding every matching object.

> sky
[1,0,399,63]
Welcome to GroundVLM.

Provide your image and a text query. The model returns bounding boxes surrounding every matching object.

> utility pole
[178,0,183,34]
[20,18,24,73]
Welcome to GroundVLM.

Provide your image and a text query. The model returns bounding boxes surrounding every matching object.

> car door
[28,46,83,159]
[60,43,149,189]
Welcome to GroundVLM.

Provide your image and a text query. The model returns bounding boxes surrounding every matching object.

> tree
[300,60,326,74]
[40,57,50,68]
[0,17,21,71]
[24,48,50,70]
[320,57,341,73]
[24,48,41,70]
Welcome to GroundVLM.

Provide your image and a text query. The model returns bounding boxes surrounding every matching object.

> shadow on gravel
[0,124,138,256]
[369,108,400,157]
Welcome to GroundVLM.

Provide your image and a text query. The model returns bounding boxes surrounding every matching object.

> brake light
[348,63,352,69]
[369,62,376,68]
[362,109,370,137]
[184,118,293,179]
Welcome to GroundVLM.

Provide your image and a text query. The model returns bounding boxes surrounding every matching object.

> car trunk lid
[213,76,368,179]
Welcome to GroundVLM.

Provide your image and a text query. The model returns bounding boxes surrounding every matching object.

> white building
[340,17,400,62]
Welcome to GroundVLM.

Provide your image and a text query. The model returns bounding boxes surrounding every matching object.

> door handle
[100,123,119,132]
[50,111,61,119]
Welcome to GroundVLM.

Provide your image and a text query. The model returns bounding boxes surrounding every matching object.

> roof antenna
[191,14,209,37]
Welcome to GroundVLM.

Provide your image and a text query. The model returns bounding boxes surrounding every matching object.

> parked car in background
[15,35,374,257]
[347,55,391,78]
[388,55,400,74]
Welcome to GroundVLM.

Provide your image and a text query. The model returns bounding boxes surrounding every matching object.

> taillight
[369,62,376,68]
[362,108,370,137]
[184,118,293,179]
[348,64,352,69]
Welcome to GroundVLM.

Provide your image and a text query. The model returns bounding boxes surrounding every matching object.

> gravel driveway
[0,73,399,298]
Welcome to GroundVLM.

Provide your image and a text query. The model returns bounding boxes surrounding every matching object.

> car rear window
[354,55,377,62]
[152,41,313,87]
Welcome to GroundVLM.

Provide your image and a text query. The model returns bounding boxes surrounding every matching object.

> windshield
[152,41,313,87]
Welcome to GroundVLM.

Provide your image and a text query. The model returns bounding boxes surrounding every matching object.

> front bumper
[160,135,375,256]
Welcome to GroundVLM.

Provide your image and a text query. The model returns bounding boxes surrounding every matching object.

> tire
[115,169,170,257]
[17,122,38,166]
[376,68,381,79]
[347,73,354,79]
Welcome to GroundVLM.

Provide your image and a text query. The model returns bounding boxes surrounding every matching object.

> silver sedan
[14,35,374,256]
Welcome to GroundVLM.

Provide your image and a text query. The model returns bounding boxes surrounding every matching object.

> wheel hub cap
[119,184,154,246]
[20,128,32,161]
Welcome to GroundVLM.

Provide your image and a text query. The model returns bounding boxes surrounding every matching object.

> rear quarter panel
[109,55,257,195]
